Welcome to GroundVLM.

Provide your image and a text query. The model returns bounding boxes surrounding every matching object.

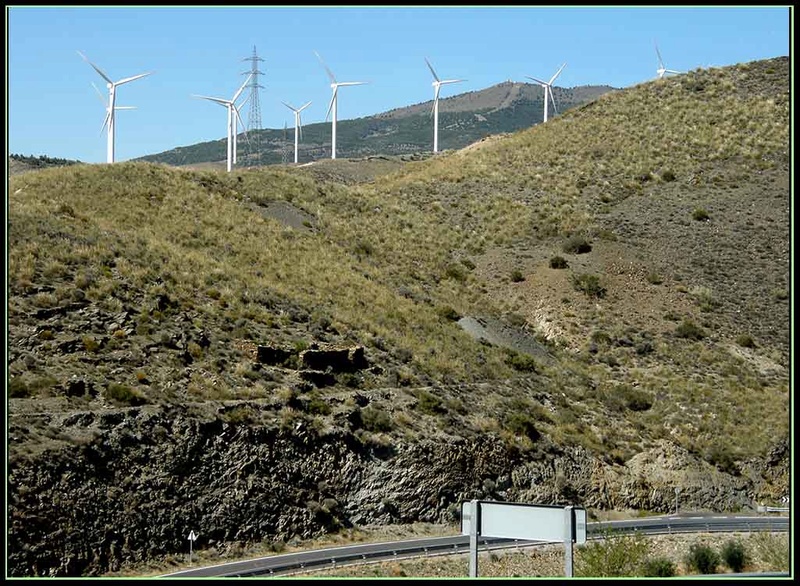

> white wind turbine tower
[282,100,312,164]
[193,74,253,173]
[655,42,683,78]
[78,51,152,163]
[425,58,465,154]
[315,51,367,160]
[232,92,252,166]
[527,63,566,124]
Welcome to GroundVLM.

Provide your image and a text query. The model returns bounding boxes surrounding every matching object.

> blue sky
[6,6,792,163]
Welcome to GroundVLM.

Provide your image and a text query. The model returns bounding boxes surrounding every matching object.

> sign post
[461,500,586,578]
[188,530,198,563]
[468,499,479,578]
[564,505,574,577]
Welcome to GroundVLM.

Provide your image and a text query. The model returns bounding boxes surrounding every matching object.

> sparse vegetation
[685,542,720,574]
[571,273,607,298]
[563,234,593,254]
[8,56,790,579]
[720,539,749,573]
[575,530,651,577]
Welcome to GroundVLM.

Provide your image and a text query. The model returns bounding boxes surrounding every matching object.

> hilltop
[7,56,790,577]
[135,81,615,166]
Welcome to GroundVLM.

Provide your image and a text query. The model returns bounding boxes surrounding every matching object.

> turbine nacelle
[193,73,253,172]
[654,43,682,78]
[526,63,566,123]
[425,58,465,152]
[78,50,152,163]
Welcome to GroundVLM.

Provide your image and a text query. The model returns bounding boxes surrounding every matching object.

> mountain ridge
[135,81,617,167]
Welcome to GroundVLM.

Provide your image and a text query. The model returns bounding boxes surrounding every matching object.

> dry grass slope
[8,56,789,483]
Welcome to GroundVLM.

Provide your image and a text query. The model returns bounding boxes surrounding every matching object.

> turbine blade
[115,71,152,86]
[282,101,296,112]
[233,73,253,103]
[549,86,559,115]
[655,43,665,69]
[78,50,113,85]
[91,82,107,106]
[315,50,337,84]
[440,79,465,85]
[526,75,548,85]
[298,114,303,141]
[233,106,246,136]
[193,94,230,106]
[432,84,441,117]
[299,101,312,112]
[424,57,440,82]
[100,110,111,134]
[325,88,337,122]
[336,81,367,86]
[549,63,566,85]
[114,106,137,110]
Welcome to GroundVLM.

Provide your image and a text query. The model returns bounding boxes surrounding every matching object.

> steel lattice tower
[241,46,265,164]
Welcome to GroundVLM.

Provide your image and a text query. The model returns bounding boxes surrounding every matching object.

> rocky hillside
[135,81,615,167]
[7,56,790,577]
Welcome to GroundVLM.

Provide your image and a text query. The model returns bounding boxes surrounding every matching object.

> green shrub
[510,269,525,283]
[105,382,147,406]
[735,334,756,348]
[223,405,255,424]
[675,319,706,340]
[414,389,446,415]
[505,349,538,372]
[305,394,332,415]
[660,169,677,182]
[444,263,468,282]
[646,271,663,285]
[721,539,749,573]
[642,556,676,577]
[706,444,738,475]
[692,207,710,221]
[572,273,606,298]
[549,255,569,269]
[436,305,461,321]
[361,406,393,432]
[685,542,720,574]
[9,378,31,398]
[750,532,789,571]
[575,530,651,577]
[563,234,593,254]
[619,385,653,412]
[503,412,540,441]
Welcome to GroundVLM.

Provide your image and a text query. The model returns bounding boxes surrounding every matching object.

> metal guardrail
[163,515,790,578]
[757,506,790,513]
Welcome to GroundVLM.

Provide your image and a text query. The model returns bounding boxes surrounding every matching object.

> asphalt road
[162,514,789,578]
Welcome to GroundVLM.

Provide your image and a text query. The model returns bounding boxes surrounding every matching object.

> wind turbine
[425,58,465,154]
[315,51,367,160]
[193,74,252,172]
[282,100,312,164]
[78,51,152,163]
[655,43,683,78]
[232,92,252,166]
[526,63,566,124]
[91,82,137,130]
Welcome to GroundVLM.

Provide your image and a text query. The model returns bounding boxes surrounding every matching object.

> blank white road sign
[461,501,586,544]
